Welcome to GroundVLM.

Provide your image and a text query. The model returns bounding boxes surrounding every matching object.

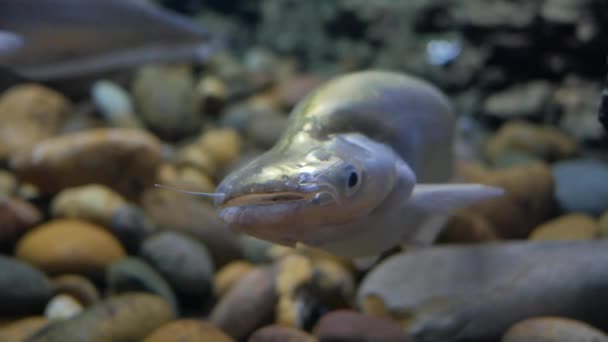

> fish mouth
[221,191,315,208]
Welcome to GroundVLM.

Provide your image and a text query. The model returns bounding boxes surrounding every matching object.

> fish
[160,71,504,259]
[0,0,217,81]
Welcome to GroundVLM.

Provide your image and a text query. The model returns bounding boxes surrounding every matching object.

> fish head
[215,133,415,246]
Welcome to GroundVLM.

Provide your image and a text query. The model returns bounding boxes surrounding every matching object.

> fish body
[0,0,215,81]
[215,71,503,258]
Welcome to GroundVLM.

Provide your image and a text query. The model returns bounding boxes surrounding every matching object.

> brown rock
[503,316,608,341]
[485,121,579,165]
[52,274,100,307]
[10,128,162,199]
[249,325,316,342]
[314,310,409,342]
[144,319,235,342]
[141,188,242,267]
[156,164,216,194]
[0,316,49,342]
[0,170,17,196]
[198,128,242,170]
[529,214,599,241]
[51,184,127,227]
[214,260,255,298]
[0,197,42,247]
[28,293,174,342]
[211,266,277,340]
[0,84,72,158]
[15,219,126,277]
[445,162,556,240]
[176,145,219,178]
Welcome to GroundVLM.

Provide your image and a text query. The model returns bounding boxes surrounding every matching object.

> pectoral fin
[409,183,504,214]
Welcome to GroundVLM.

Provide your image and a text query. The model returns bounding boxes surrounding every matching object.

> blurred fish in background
[0,0,219,94]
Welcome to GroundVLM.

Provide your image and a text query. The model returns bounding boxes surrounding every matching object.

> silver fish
[0,0,217,81]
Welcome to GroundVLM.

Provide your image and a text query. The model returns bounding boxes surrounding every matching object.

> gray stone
[552,159,608,216]
[0,256,53,315]
[483,81,553,119]
[140,231,214,298]
[358,241,608,341]
[106,257,178,312]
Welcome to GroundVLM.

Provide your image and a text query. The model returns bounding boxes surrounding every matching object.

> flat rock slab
[357,241,608,341]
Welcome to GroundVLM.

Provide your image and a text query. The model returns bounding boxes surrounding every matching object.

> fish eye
[347,171,359,188]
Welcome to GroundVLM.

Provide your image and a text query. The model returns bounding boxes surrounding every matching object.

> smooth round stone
[109,205,156,252]
[314,310,410,342]
[211,267,277,340]
[240,235,276,263]
[91,80,134,115]
[51,274,100,307]
[0,196,42,248]
[0,256,53,316]
[140,231,214,299]
[141,188,243,267]
[249,324,316,342]
[485,121,579,165]
[0,317,49,342]
[198,128,242,170]
[552,159,608,216]
[132,65,203,140]
[0,83,72,158]
[213,260,255,298]
[144,319,235,342]
[28,293,174,342]
[503,317,608,341]
[246,110,288,149]
[51,184,126,226]
[15,219,126,277]
[44,294,83,321]
[0,169,17,196]
[10,128,162,199]
[106,257,177,311]
[482,80,552,119]
[529,214,599,241]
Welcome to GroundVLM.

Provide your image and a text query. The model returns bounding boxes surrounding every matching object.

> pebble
[445,162,556,241]
[0,197,42,248]
[51,184,154,250]
[0,256,53,316]
[141,188,242,267]
[197,75,228,116]
[198,128,242,171]
[503,316,608,341]
[276,254,315,326]
[10,128,162,199]
[482,81,553,119]
[132,65,203,140]
[91,80,143,129]
[106,257,178,311]
[0,317,49,342]
[44,294,83,321]
[249,324,316,342]
[213,260,255,298]
[51,184,127,227]
[211,266,277,340]
[51,274,100,307]
[529,213,599,241]
[554,77,603,141]
[246,109,289,149]
[0,169,17,196]
[157,163,216,194]
[144,319,235,342]
[28,293,174,342]
[140,231,214,299]
[175,145,219,178]
[0,83,72,158]
[552,159,608,216]
[15,219,126,277]
[358,241,608,341]
[240,235,276,264]
[485,121,579,166]
[314,310,410,342]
